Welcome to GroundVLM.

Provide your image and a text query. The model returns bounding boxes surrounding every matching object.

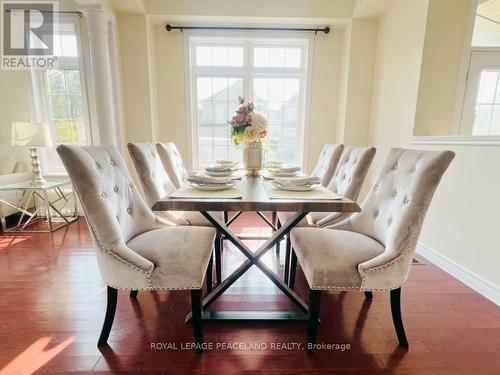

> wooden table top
[153,176,361,213]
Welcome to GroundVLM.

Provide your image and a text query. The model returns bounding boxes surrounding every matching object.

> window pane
[269,48,285,67]
[472,104,493,134]
[477,70,499,103]
[61,35,78,57]
[65,70,81,94]
[228,47,243,66]
[54,120,78,144]
[254,48,269,67]
[195,76,243,166]
[50,95,69,118]
[285,48,301,68]
[196,47,212,66]
[47,70,65,94]
[69,95,84,119]
[213,46,227,66]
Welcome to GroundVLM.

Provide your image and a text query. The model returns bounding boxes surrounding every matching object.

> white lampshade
[11,122,53,148]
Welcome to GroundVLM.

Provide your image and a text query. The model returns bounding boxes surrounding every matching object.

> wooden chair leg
[191,289,204,353]
[307,290,321,353]
[130,290,138,299]
[98,286,117,347]
[206,254,213,293]
[364,291,373,300]
[289,248,298,289]
[275,219,281,254]
[215,236,222,284]
[390,288,409,347]
[284,236,291,283]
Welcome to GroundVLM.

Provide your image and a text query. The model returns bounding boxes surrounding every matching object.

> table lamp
[11,122,53,184]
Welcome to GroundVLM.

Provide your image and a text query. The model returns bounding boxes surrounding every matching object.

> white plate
[204,169,234,177]
[187,181,236,191]
[272,181,320,191]
[215,160,239,167]
[271,170,301,177]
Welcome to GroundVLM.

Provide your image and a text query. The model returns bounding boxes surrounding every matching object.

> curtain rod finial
[165,24,172,31]
[324,26,331,34]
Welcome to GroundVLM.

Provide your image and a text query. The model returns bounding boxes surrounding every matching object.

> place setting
[264,175,341,200]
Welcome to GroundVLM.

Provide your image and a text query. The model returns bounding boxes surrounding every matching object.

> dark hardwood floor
[1,214,500,374]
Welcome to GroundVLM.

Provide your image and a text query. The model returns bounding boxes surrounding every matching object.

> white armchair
[57,144,216,352]
[289,148,455,351]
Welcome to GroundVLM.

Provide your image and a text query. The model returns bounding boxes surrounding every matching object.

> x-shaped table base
[185,211,309,322]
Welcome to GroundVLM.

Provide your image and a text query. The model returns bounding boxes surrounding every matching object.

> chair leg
[129,290,138,299]
[206,254,213,293]
[224,211,228,224]
[289,248,298,289]
[390,288,409,348]
[275,219,281,254]
[98,286,117,347]
[191,289,204,353]
[272,211,277,227]
[307,290,321,353]
[284,235,291,283]
[215,236,222,284]
[364,291,373,300]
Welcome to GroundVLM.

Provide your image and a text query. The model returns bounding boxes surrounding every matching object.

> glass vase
[243,141,263,176]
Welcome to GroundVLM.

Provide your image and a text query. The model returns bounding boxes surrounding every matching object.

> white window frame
[185,31,313,169]
[30,14,93,175]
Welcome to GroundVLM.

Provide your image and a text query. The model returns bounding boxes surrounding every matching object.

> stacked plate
[272,176,321,192]
[187,175,236,191]
[204,163,239,177]
[270,166,302,178]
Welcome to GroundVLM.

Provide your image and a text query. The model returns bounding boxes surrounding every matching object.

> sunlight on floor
[0,236,29,250]
[0,336,75,375]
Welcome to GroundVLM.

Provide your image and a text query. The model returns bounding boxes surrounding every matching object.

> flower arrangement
[229,97,267,145]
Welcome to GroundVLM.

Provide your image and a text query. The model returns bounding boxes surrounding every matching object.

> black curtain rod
[5,9,83,17]
[165,24,330,34]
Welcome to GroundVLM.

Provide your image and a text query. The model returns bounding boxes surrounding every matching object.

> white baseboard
[416,242,500,307]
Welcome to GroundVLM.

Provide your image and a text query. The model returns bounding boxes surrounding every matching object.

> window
[34,15,91,173]
[460,0,500,136]
[188,35,310,167]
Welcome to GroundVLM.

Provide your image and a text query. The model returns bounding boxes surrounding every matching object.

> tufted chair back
[57,145,158,288]
[332,148,454,289]
[327,146,376,199]
[310,144,344,187]
[127,143,176,208]
[156,142,189,189]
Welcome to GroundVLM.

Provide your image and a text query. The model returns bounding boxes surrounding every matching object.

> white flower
[244,126,260,142]
[251,113,267,131]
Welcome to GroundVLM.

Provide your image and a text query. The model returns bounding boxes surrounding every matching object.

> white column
[80,8,124,150]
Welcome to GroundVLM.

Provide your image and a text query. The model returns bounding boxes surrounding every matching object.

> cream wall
[367,0,500,295]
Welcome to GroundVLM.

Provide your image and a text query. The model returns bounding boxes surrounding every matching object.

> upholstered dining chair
[57,144,216,352]
[278,146,376,281]
[288,148,455,352]
[156,142,189,189]
[274,143,344,253]
[309,143,345,187]
[127,142,224,286]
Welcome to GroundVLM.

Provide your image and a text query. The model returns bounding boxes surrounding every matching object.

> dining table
[153,175,360,322]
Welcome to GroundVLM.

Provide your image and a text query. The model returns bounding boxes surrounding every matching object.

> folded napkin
[205,165,234,172]
[215,160,238,165]
[274,176,321,187]
[187,175,232,185]
[276,166,301,173]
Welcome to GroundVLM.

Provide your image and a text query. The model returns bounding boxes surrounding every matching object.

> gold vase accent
[243,141,263,176]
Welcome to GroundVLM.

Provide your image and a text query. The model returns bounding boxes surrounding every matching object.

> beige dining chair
[57,144,216,352]
[278,146,376,281]
[309,143,344,187]
[274,143,344,252]
[128,142,224,286]
[156,142,189,189]
[288,148,454,351]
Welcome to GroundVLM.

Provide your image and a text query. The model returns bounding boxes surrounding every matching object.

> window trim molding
[183,29,314,169]
[410,135,500,145]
